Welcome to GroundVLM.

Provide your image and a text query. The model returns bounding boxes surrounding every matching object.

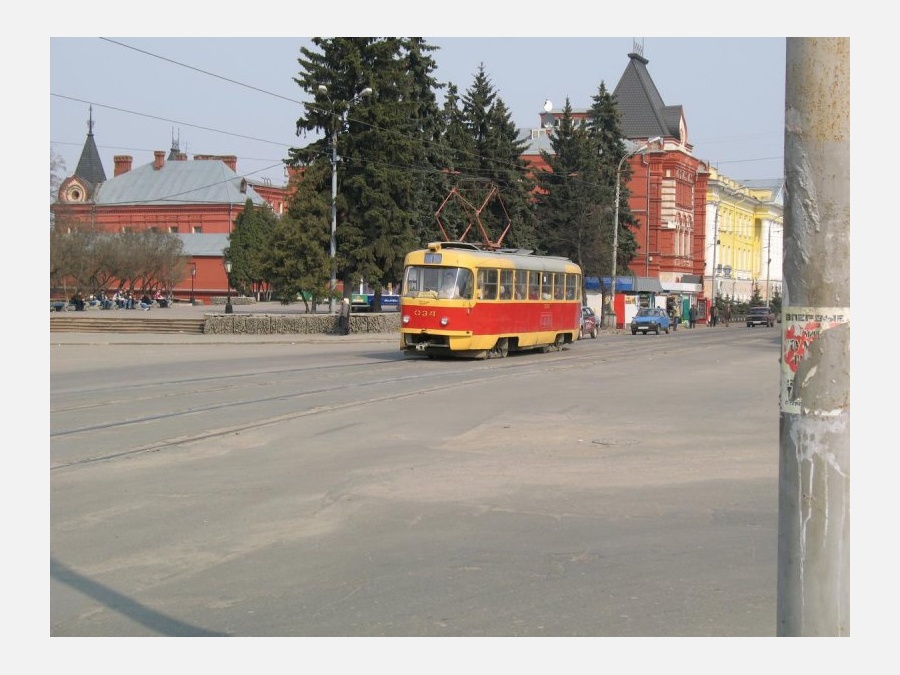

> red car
[580,306,599,339]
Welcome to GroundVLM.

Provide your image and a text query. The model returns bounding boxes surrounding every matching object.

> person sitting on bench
[70,290,85,311]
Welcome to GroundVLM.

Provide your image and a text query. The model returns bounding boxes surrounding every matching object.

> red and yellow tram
[399,241,583,358]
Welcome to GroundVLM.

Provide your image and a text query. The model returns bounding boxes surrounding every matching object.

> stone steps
[50,315,206,334]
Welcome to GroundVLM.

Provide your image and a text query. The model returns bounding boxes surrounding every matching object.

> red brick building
[51,114,289,303]
[520,43,709,320]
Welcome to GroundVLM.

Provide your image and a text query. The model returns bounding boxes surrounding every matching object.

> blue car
[630,307,670,335]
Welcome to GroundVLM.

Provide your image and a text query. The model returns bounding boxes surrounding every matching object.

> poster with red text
[780,306,849,415]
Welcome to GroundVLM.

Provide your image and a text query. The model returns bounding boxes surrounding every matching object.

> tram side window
[565,274,578,300]
[514,270,527,300]
[477,268,499,300]
[499,270,513,300]
[553,273,565,300]
[527,270,540,300]
[541,272,553,300]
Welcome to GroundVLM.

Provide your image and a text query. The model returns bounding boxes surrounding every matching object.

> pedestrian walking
[710,303,718,327]
[688,304,697,329]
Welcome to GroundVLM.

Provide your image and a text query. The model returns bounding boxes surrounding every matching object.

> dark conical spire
[612,45,682,142]
[74,106,107,186]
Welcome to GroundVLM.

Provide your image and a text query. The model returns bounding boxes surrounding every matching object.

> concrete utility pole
[778,37,850,636]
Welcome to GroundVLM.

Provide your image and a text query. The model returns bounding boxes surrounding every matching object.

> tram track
[50,330,757,471]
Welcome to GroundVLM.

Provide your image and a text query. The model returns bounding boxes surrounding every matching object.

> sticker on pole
[780,306,849,414]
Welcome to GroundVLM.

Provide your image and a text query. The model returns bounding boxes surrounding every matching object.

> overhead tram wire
[99,38,304,106]
[50,94,290,149]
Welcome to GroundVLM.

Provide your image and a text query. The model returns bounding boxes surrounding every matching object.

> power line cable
[99,38,304,105]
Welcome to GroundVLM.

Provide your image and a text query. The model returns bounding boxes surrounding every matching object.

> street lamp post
[224,260,233,314]
[190,264,196,305]
[604,136,662,329]
[318,84,373,314]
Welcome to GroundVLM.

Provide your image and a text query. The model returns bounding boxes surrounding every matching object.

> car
[630,307,670,335]
[746,306,776,327]
[580,306,598,339]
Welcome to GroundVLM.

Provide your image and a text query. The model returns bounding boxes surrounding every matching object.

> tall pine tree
[453,64,536,249]
[586,81,637,278]
[264,161,332,309]
[287,37,442,309]
[533,98,605,273]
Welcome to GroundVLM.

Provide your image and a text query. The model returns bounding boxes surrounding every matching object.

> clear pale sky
[50,36,787,187]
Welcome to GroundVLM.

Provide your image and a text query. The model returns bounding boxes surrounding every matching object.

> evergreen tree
[750,281,763,306]
[769,285,782,315]
[401,38,452,253]
[287,37,441,310]
[439,83,475,176]
[488,98,538,250]
[586,81,637,279]
[456,65,537,249]
[533,98,604,271]
[347,37,443,309]
[430,83,477,243]
[263,162,333,309]
[225,199,276,299]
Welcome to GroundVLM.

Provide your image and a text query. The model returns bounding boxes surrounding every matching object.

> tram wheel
[490,338,509,358]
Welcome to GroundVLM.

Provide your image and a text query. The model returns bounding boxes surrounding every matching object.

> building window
[122,226,133,234]
[192,225,202,234]
[169,226,178,233]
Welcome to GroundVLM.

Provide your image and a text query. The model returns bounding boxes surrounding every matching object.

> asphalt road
[50,323,783,642]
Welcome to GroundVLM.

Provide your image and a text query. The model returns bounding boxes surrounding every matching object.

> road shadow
[51,557,227,636]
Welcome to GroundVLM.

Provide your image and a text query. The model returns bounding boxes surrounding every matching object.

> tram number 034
[413,309,436,317]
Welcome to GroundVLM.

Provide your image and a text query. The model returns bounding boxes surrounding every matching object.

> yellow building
[705,167,783,304]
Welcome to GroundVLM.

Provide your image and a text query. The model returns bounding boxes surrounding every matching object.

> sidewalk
[50,332,399,346]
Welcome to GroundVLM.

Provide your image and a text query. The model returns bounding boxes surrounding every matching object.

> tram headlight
[402,314,410,324]
[440,316,449,326]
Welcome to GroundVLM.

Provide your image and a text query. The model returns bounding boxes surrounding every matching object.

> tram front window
[403,266,473,299]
